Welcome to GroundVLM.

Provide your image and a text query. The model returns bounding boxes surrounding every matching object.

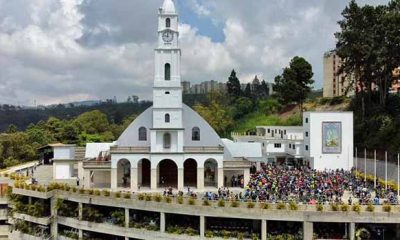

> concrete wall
[304,112,353,170]
[53,147,75,160]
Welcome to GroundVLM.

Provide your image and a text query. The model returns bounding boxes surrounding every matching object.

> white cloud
[0,0,390,105]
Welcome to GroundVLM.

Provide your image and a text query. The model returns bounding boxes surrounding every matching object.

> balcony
[110,146,150,154]
[82,160,111,169]
[183,146,224,153]
[13,213,52,226]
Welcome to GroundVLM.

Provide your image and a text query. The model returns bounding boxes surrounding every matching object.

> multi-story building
[323,50,355,98]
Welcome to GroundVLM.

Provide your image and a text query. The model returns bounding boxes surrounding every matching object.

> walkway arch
[157,159,178,188]
[117,159,131,188]
[204,159,218,187]
[184,159,197,187]
[138,159,151,188]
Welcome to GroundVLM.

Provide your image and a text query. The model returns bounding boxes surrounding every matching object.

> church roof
[162,0,176,14]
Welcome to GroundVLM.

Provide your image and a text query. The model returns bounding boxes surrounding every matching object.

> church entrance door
[157,159,178,188]
[184,159,197,187]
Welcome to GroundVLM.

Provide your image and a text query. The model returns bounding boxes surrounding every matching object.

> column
[349,222,355,240]
[197,168,204,190]
[125,208,130,228]
[111,168,117,190]
[396,224,400,239]
[261,220,267,240]
[200,215,205,238]
[78,202,83,240]
[256,162,261,171]
[50,198,58,238]
[217,168,224,188]
[83,170,91,189]
[130,168,138,192]
[303,221,313,240]
[78,203,83,220]
[160,212,166,233]
[178,168,184,190]
[244,168,250,186]
[151,168,157,190]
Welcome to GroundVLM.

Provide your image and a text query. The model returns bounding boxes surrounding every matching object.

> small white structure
[303,112,353,171]
[51,144,82,180]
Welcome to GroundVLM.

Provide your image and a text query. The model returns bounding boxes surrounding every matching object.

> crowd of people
[243,164,398,205]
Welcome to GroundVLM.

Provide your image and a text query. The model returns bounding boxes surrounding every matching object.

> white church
[49,0,354,192]
[50,0,262,192]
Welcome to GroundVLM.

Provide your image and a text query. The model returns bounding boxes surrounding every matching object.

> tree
[226,69,242,99]
[5,124,18,134]
[244,83,252,98]
[273,56,314,111]
[194,92,234,136]
[335,0,400,118]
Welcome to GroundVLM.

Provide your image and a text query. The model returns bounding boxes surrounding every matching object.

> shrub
[64,185,71,192]
[177,196,183,204]
[330,203,339,211]
[153,194,162,202]
[289,201,298,211]
[86,189,94,195]
[230,200,239,208]
[366,204,375,212]
[383,204,391,212]
[237,232,245,240]
[205,230,214,238]
[316,204,324,212]
[137,193,145,201]
[188,197,196,205]
[164,196,172,203]
[341,204,349,212]
[115,191,121,198]
[78,188,85,194]
[247,200,255,209]
[30,185,37,191]
[145,194,152,201]
[352,204,361,214]
[71,187,77,193]
[218,199,225,207]
[37,186,46,192]
[94,190,101,196]
[260,202,269,210]
[123,192,131,199]
[102,189,110,196]
[276,202,286,210]
[185,227,198,236]
[202,199,210,206]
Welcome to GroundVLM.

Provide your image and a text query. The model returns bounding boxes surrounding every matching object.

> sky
[0,0,389,106]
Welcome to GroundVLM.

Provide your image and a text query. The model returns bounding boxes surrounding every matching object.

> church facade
[52,0,262,192]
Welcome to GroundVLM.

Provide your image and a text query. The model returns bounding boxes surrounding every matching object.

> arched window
[165,63,171,80]
[163,133,171,148]
[165,114,170,123]
[138,127,147,141]
[166,18,171,28]
[192,127,200,141]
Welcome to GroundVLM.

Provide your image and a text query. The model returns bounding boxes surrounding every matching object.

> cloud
[0,0,390,105]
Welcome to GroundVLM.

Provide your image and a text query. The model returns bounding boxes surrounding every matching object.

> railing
[183,146,224,153]
[110,146,150,153]
[83,161,111,168]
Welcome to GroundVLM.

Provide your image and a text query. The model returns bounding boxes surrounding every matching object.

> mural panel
[322,122,342,153]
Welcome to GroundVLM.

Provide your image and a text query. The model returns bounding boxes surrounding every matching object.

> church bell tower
[151,0,183,152]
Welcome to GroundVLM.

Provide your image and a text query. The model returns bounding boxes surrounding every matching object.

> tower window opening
[166,18,171,28]
[165,91,170,94]
[165,63,171,81]
[165,113,170,123]
[163,133,171,149]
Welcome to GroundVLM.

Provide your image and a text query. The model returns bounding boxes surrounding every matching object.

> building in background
[323,50,355,98]
[233,111,354,171]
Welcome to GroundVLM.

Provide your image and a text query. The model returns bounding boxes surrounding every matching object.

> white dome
[162,0,176,14]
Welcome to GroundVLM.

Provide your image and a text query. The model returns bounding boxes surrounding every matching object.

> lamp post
[364,148,367,182]
[374,150,377,189]
[385,151,388,191]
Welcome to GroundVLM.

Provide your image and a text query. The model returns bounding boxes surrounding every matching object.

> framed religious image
[322,122,342,154]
